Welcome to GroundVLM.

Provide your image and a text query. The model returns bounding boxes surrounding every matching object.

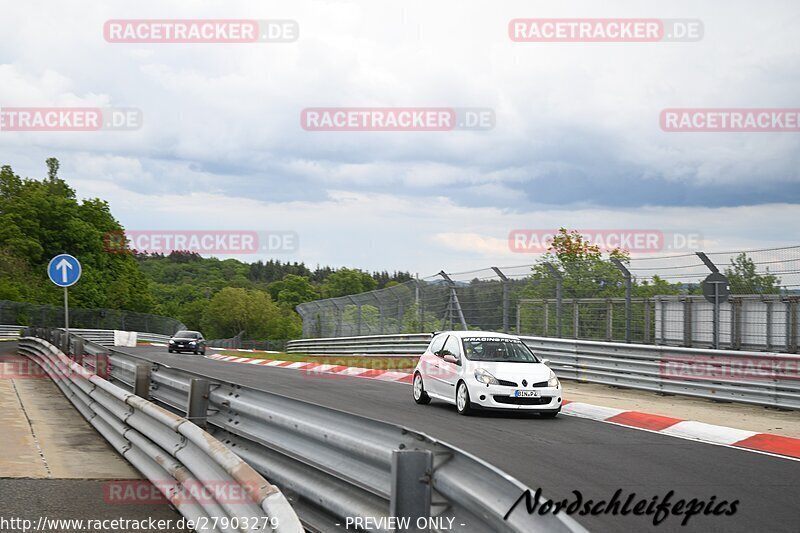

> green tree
[0,160,156,311]
[201,287,300,340]
[523,228,629,299]
[268,274,320,308]
[320,268,378,298]
[725,253,781,294]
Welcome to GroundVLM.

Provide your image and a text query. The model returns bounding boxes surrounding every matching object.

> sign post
[47,254,82,351]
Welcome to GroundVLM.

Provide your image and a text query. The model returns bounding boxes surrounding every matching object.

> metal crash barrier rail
[18,330,303,533]
[27,327,587,533]
[286,334,800,410]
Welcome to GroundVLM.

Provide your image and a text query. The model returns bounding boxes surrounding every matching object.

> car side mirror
[542,359,550,366]
[443,354,458,364]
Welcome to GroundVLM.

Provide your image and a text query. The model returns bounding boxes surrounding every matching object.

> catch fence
[296,246,800,353]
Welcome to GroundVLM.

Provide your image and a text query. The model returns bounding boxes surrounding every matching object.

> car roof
[433,330,521,340]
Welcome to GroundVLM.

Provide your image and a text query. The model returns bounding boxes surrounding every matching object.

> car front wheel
[413,373,431,405]
[540,410,560,419]
[456,381,473,415]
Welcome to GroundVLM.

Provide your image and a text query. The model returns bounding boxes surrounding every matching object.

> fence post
[606,299,613,341]
[438,271,467,330]
[789,298,798,353]
[765,298,773,351]
[417,281,425,333]
[543,300,549,336]
[682,297,693,347]
[696,252,722,349]
[644,299,651,344]
[516,302,521,334]
[573,300,579,338]
[731,298,742,349]
[491,267,510,333]
[375,293,385,335]
[611,258,632,343]
[544,263,563,337]
[390,449,433,532]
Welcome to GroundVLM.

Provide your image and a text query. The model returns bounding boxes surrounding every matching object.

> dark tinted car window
[175,331,199,339]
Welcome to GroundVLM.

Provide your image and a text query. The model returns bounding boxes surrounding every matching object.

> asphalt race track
[117,346,800,533]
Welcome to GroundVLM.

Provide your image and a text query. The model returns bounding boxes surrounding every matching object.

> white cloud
[0,0,798,272]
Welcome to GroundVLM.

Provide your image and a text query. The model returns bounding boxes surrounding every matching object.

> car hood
[473,361,551,382]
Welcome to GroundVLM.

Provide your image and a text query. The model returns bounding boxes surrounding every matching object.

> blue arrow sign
[47,254,82,287]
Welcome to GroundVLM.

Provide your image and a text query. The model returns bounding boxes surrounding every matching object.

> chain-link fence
[0,299,186,336]
[296,246,800,353]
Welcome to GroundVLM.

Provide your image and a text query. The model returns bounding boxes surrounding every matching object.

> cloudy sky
[1,0,798,276]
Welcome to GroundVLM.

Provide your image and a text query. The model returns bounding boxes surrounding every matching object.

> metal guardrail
[62,328,172,346]
[39,328,586,533]
[287,334,431,356]
[18,332,303,533]
[0,324,24,340]
[286,334,800,410]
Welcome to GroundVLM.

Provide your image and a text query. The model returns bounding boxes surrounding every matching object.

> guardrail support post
[187,378,210,429]
[134,363,150,399]
[72,338,84,361]
[391,449,433,532]
[95,353,110,379]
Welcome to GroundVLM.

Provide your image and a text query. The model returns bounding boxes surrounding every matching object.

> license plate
[514,390,540,398]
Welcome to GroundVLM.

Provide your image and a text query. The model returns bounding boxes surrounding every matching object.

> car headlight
[169,340,175,344]
[474,368,499,385]
[189,341,196,346]
[547,370,559,388]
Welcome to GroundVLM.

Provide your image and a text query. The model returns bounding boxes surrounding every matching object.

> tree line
[0,159,412,340]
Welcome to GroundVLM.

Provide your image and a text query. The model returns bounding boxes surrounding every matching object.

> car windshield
[174,331,199,339]
[462,337,539,363]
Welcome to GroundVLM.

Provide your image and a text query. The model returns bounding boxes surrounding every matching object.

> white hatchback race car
[412,331,562,416]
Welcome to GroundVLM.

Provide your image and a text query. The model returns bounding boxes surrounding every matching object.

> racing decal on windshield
[463,337,523,344]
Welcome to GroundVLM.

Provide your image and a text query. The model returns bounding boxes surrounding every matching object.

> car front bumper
[467,382,562,411]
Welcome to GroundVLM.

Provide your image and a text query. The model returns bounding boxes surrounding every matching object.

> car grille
[493,396,551,406]
[497,379,548,388]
